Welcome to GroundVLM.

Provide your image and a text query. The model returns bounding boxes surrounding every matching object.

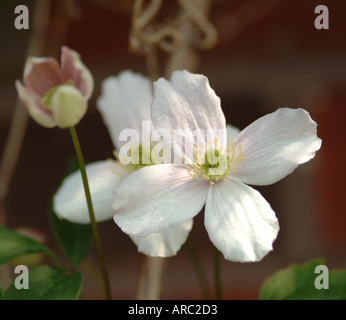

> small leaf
[326,270,346,299]
[50,208,92,270]
[0,227,57,266]
[2,265,82,300]
[259,258,346,300]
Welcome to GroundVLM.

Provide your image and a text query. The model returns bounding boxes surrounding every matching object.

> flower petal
[53,161,124,224]
[113,164,210,237]
[204,178,279,262]
[23,57,63,96]
[61,46,94,100]
[15,80,57,128]
[50,85,87,128]
[129,219,193,257]
[232,108,322,186]
[97,70,153,150]
[151,70,227,159]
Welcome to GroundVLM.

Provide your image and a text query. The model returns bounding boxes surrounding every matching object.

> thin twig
[136,256,166,300]
[214,248,222,300]
[132,0,183,53]
[184,239,211,299]
[145,45,160,82]
[178,0,218,50]
[44,0,78,57]
[0,0,53,227]
[165,0,214,78]
[0,0,53,292]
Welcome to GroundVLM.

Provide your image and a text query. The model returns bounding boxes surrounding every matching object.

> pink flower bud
[15,46,94,128]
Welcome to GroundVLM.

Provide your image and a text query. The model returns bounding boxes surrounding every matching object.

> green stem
[47,251,65,269]
[214,248,222,300]
[184,239,211,299]
[69,127,112,300]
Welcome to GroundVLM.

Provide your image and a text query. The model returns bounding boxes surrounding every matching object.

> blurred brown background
[1,0,346,299]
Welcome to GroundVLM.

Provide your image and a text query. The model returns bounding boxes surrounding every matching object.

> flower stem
[137,256,166,300]
[46,250,65,269]
[184,239,211,299]
[69,127,112,300]
[214,248,222,300]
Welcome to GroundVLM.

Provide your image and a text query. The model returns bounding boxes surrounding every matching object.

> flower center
[111,143,153,177]
[200,149,230,182]
[41,79,75,110]
[184,137,245,184]
[129,143,153,171]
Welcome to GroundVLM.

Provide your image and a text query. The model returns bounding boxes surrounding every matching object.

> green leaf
[0,282,2,300]
[259,258,346,300]
[50,209,92,270]
[2,265,82,300]
[0,227,58,266]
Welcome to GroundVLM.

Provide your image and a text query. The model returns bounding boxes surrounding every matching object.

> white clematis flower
[53,70,193,257]
[112,70,322,263]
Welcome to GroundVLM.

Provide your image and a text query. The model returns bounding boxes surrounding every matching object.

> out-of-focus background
[1,0,346,299]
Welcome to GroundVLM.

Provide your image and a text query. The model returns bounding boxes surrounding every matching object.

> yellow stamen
[184,136,245,183]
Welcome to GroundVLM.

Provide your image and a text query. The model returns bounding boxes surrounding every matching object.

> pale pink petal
[97,70,154,150]
[113,164,210,237]
[204,178,279,262]
[53,161,124,224]
[61,46,94,100]
[23,57,63,96]
[151,70,227,160]
[232,108,322,186]
[129,219,193,257]
[15,80,57,128]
